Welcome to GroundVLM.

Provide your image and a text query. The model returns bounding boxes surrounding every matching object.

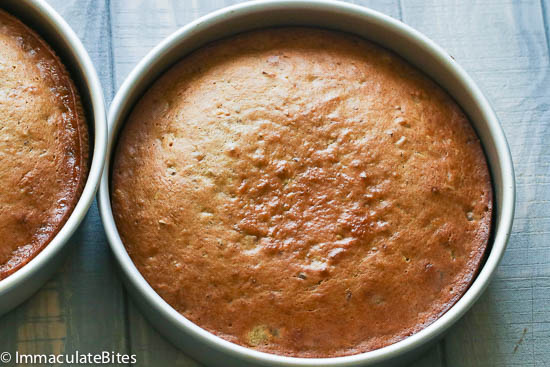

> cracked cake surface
[0,10,88,279]
[112,28,492,357]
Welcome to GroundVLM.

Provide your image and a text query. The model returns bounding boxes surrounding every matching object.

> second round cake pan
[0,0,107,316]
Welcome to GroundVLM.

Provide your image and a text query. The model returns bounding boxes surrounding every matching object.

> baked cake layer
[0,10,88,279]
[112,28,492,357]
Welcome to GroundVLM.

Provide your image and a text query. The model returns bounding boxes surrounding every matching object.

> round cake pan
[99,1,515,366]
[0,0,107,315]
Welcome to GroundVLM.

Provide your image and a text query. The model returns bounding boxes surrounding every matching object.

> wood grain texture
[0,0,548,366]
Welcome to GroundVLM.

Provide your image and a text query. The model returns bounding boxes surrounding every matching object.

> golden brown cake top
[112,28,492,357]
[0,10,88,279]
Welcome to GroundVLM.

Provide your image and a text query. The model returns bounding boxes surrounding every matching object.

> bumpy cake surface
[0,10,88,279]
[112,28,492,357]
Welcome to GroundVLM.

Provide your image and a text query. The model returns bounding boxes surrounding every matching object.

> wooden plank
[400,0,550,366]
[535,7,550,367]
[111,1,445,366]
[0,1,128,365]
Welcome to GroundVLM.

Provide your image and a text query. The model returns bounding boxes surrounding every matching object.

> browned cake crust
[0,10,89,279]
[112,28,492,357]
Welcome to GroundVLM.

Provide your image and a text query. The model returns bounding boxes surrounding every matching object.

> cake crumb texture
[112,28,492,357]
[0,10,88,279]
